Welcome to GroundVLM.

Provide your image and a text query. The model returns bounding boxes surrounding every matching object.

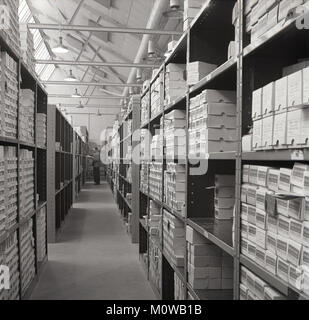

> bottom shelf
[187,283,233,301]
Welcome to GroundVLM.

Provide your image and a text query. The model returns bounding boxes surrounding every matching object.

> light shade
[136,68,142,81]
[76,101,84,109]
[72,88,81,98]
[97,109,102,116]
[148,40,156,57]
[170,0,180,9]
[52,36,69,54]
[65,69,78,82]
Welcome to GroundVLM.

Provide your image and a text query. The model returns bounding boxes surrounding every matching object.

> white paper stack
[19,220,35,296]
[189,89,237,157]
[4,146,18,230]
[19,89,35,144]
[164,110,186,159]
[0,52,18,138]
[19,24,35,74]
[183,0,205,30]
[19,149,34,220]
[187,61,217,86]
[186,226,234,290]
[164,163,186,214]
[163,209,185,267]
[0,0,20,54]
[36,113,47,148]
[215,175,235,220]
[165,64,187,104]
[149,162,163,201]
[0,232,20,300]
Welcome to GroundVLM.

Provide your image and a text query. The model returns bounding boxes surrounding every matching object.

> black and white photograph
[0,0,309,308]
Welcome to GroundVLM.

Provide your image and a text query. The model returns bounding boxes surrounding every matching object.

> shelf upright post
[234,0,244,300]
[132,95,141,244]
[47,105,56,243]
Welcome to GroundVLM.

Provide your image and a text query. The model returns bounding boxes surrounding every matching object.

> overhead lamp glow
[148,40,156,58]
[163,0,183,19]
[52,36,69,54]
[76,101,85,109]
[136,68,142,81]
[65,69,78,82]
[72,88,81,98]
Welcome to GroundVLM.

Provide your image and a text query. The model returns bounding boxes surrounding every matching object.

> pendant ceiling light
[136,68,142,81]
[148,40,156,58]
[163,0,183,19]
[65,69,78,82]
[52,36,69,54]
[97,109,102,116]
[76,101,84,109]
[72,88,81,98]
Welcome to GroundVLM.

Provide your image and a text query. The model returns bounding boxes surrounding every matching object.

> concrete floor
[31,182,155,300]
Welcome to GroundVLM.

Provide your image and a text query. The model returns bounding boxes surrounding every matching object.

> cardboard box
[257,166,269,187]
[264,286,286,300]
[278,215,290,237]
[241,203,249,221]
[255,246,266,267]
[247,241,257,259]
[241,238,249,255]
[247,205,256,225]
[247,185,258,206]
[267,214,278,234]
[301,245,309,269]
[288,197,303,221]
[279,168,292,192]
[287,239,302,266]
[189,255,222,268]
[241,220,249,239]
[252,119,263,150]
[248,224,257,243]
[265,250,277,275]
[240,283,248,300]
[277,235,289,260]
[242,184,249,203]
[256,227,267,249]
[291,163,309,189]
[243,165,250,183]
[252,88,262,119]
[187,263,222,279]
[273,111,288,148]
[277,258,290,282]
[249,165,259,185]
[267,169,280,192]
[262,82,275,115]
[289,264,303,290]
[266,232,277,254]
[303,221,309,246]
[290,219,303,244]
[186,226,209,245]
[256,209,267,230]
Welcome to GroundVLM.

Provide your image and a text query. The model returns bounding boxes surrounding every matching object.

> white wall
[71,113,117,145]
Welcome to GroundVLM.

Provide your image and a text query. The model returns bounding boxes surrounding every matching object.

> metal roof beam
[28,23,183,36]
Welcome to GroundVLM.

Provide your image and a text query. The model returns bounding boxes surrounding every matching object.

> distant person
[93,148,101,185]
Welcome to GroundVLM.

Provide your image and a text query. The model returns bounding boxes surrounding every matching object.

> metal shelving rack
[109,95,141,244]
[128,0,309,300]
[0,32,48,299]
[47,106,85,243]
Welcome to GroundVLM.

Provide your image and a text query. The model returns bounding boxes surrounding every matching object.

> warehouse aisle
[31,182,155,300]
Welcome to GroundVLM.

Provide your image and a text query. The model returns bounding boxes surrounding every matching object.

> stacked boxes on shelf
[20,219,35,296]
[187,61,217,86]
[149,236,162,293]
[19,89,35,144]
[165,64,187,105]
[241,163,309,295]
[19,149,34,220]
[19,24,35,74]
[215,175,235,220]
[141,92,150,126]
[4,146,17,229]
[189,89,237,157]
[36,206,47,262]
[0,232,20,300]
[151,120,163,160]
[163,209,185,267]
[0,147,4,237]
[252,60,309,151]
[240,266,286,300]
[187,226,234,290]
[164,163,186,215]
[183,0,205,30]
[164,110,186,160]
[36,113,47,148]
[148,200,161,237]
[149,162,163,201]
[140,162,149,194]
[174,274,186,300]
[0,52,18,138]
[0,0,20,54]
[151,70,163,118]
[244,0,306,44]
